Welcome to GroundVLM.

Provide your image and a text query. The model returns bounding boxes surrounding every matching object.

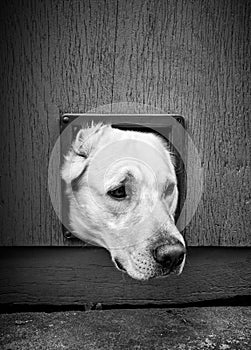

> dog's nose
[153,242,186,270]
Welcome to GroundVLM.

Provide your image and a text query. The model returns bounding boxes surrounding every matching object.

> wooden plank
[0,0,250,246]
[0,0,118,245]
[111,0,251,246]
[0,247,250,306]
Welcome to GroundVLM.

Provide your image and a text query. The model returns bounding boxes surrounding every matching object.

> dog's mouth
[113,253,186,280]
[156,265,183,278]
[114,258,127,272]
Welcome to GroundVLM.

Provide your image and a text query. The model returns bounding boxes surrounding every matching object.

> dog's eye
[108,185,127,199]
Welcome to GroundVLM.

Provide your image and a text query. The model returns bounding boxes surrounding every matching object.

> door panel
[0,0,250,246]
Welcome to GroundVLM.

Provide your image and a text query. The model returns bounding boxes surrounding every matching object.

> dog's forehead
[87,128,176,186]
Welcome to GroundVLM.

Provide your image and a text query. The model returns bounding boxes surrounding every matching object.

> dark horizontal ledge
[1,295,251,314]
[0,247,250,310]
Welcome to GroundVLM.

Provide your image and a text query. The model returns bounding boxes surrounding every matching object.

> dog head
[61,123,186,280]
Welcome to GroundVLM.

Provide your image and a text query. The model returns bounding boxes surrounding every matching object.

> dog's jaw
[111,248,186,281]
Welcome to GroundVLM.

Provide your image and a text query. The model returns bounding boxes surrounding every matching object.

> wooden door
[0,0,250,306]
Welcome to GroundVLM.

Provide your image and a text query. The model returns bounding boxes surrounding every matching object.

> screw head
[64,230,72,239]
[63,116,70,123]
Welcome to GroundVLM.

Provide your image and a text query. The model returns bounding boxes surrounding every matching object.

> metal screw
[64,230,72,239]
[62,116,69,123]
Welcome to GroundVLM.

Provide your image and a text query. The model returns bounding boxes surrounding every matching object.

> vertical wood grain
[0,0,118,245]
[111,0,251,245]
[0,0,250,245]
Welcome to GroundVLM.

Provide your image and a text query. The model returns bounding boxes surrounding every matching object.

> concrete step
[0,307,250,349]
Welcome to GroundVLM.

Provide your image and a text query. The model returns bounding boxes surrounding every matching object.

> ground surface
[0,307,250,350]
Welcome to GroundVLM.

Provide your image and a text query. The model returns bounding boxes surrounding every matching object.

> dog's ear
[72,123,108,157]
[61,123,109,184]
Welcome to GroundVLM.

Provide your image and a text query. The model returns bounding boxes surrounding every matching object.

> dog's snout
[153,242,186,270]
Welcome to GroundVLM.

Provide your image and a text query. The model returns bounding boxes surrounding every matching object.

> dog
[61,123,186,280]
